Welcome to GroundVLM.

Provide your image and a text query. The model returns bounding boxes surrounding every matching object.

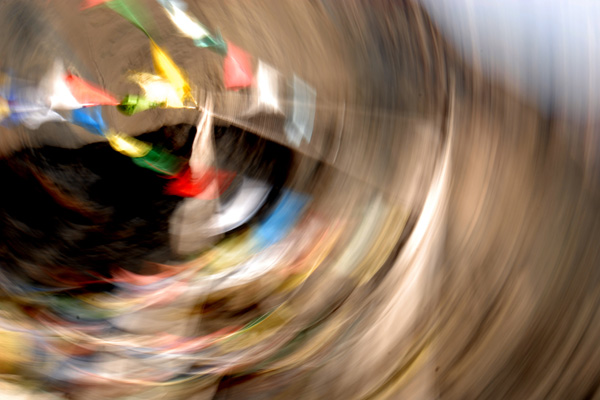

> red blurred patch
[166,166,236,199]
[65,74,120,106]
[80,0,113,9]
[223,42,253,90]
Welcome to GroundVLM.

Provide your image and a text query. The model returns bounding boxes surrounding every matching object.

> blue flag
[71,106,106,136]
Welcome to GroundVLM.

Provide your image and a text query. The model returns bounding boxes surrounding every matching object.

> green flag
[106,0,152,37]
[132,147,183,175]
[117,95,161,116]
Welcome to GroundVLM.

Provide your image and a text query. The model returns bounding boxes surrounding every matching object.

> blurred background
[0,0,598,399]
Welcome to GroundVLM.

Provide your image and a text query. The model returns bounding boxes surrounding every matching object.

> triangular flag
[41,61,83,110]
[64,75,119,107]
[80,0,113,10]
[131,147,183,175]
[106,132,152,158]
[159,0,211,42]
[223,42,253,90]
[158,0,226,53]
[156,0,188,12]
[129,73,184,108]
[253,190,311,249]
[106,0,151,37]
[284,75,316,146]
[70,106,106,136]
[165,166,236,198]
[195,30,227,55]
[245,60,282,116]
[117,94,160,115]
[150,40,193,103]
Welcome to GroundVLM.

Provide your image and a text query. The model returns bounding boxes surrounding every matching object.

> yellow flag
[0,97,9,120]
[130,72,184,108]
[106,131,152,158]
[150,40,192,103]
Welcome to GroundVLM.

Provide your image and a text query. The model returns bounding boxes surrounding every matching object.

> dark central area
[0,125,293,291]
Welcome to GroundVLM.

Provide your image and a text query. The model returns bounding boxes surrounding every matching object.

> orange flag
[223,42,253,90]
[64,74,120,107]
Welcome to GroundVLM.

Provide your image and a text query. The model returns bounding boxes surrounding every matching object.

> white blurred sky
[419,0,600,120]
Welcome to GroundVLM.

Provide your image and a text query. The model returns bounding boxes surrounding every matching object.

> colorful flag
[64,74,119,107]
[284,75,316,146]
[106,131,152,158]
[165,166,236,198]
[195,30,227,55]
[150,40,193,103]
[129,73,184,108]
[117,94,161,115]
[131,147,183,175]
[41,61,83,110]
[223,42,253,90]
[106,0,151,37]
[70,106,106,136]
[159,0,210,41]
[0,96,9,122]
[245,60,282,116]
[80,0,113,10]
[158,0,227,54]
[253,190,311,248]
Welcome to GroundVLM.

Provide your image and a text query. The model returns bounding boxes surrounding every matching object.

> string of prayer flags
[129,73,184,108]
[284,75,316,147]
[223,42,253,90]
[64,74,119,107]
[106,131,183,176]
[117,95,161,115]
[70,106,107,136]
[150,40,194,104]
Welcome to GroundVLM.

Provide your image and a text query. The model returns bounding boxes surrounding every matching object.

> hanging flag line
[84,0,317,148]
[0,0,318,193]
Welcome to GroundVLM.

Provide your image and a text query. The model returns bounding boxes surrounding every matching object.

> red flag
[64,74,120,107]
[80,0,113,10]
[166,166,236,199]
[223,42,253,90]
